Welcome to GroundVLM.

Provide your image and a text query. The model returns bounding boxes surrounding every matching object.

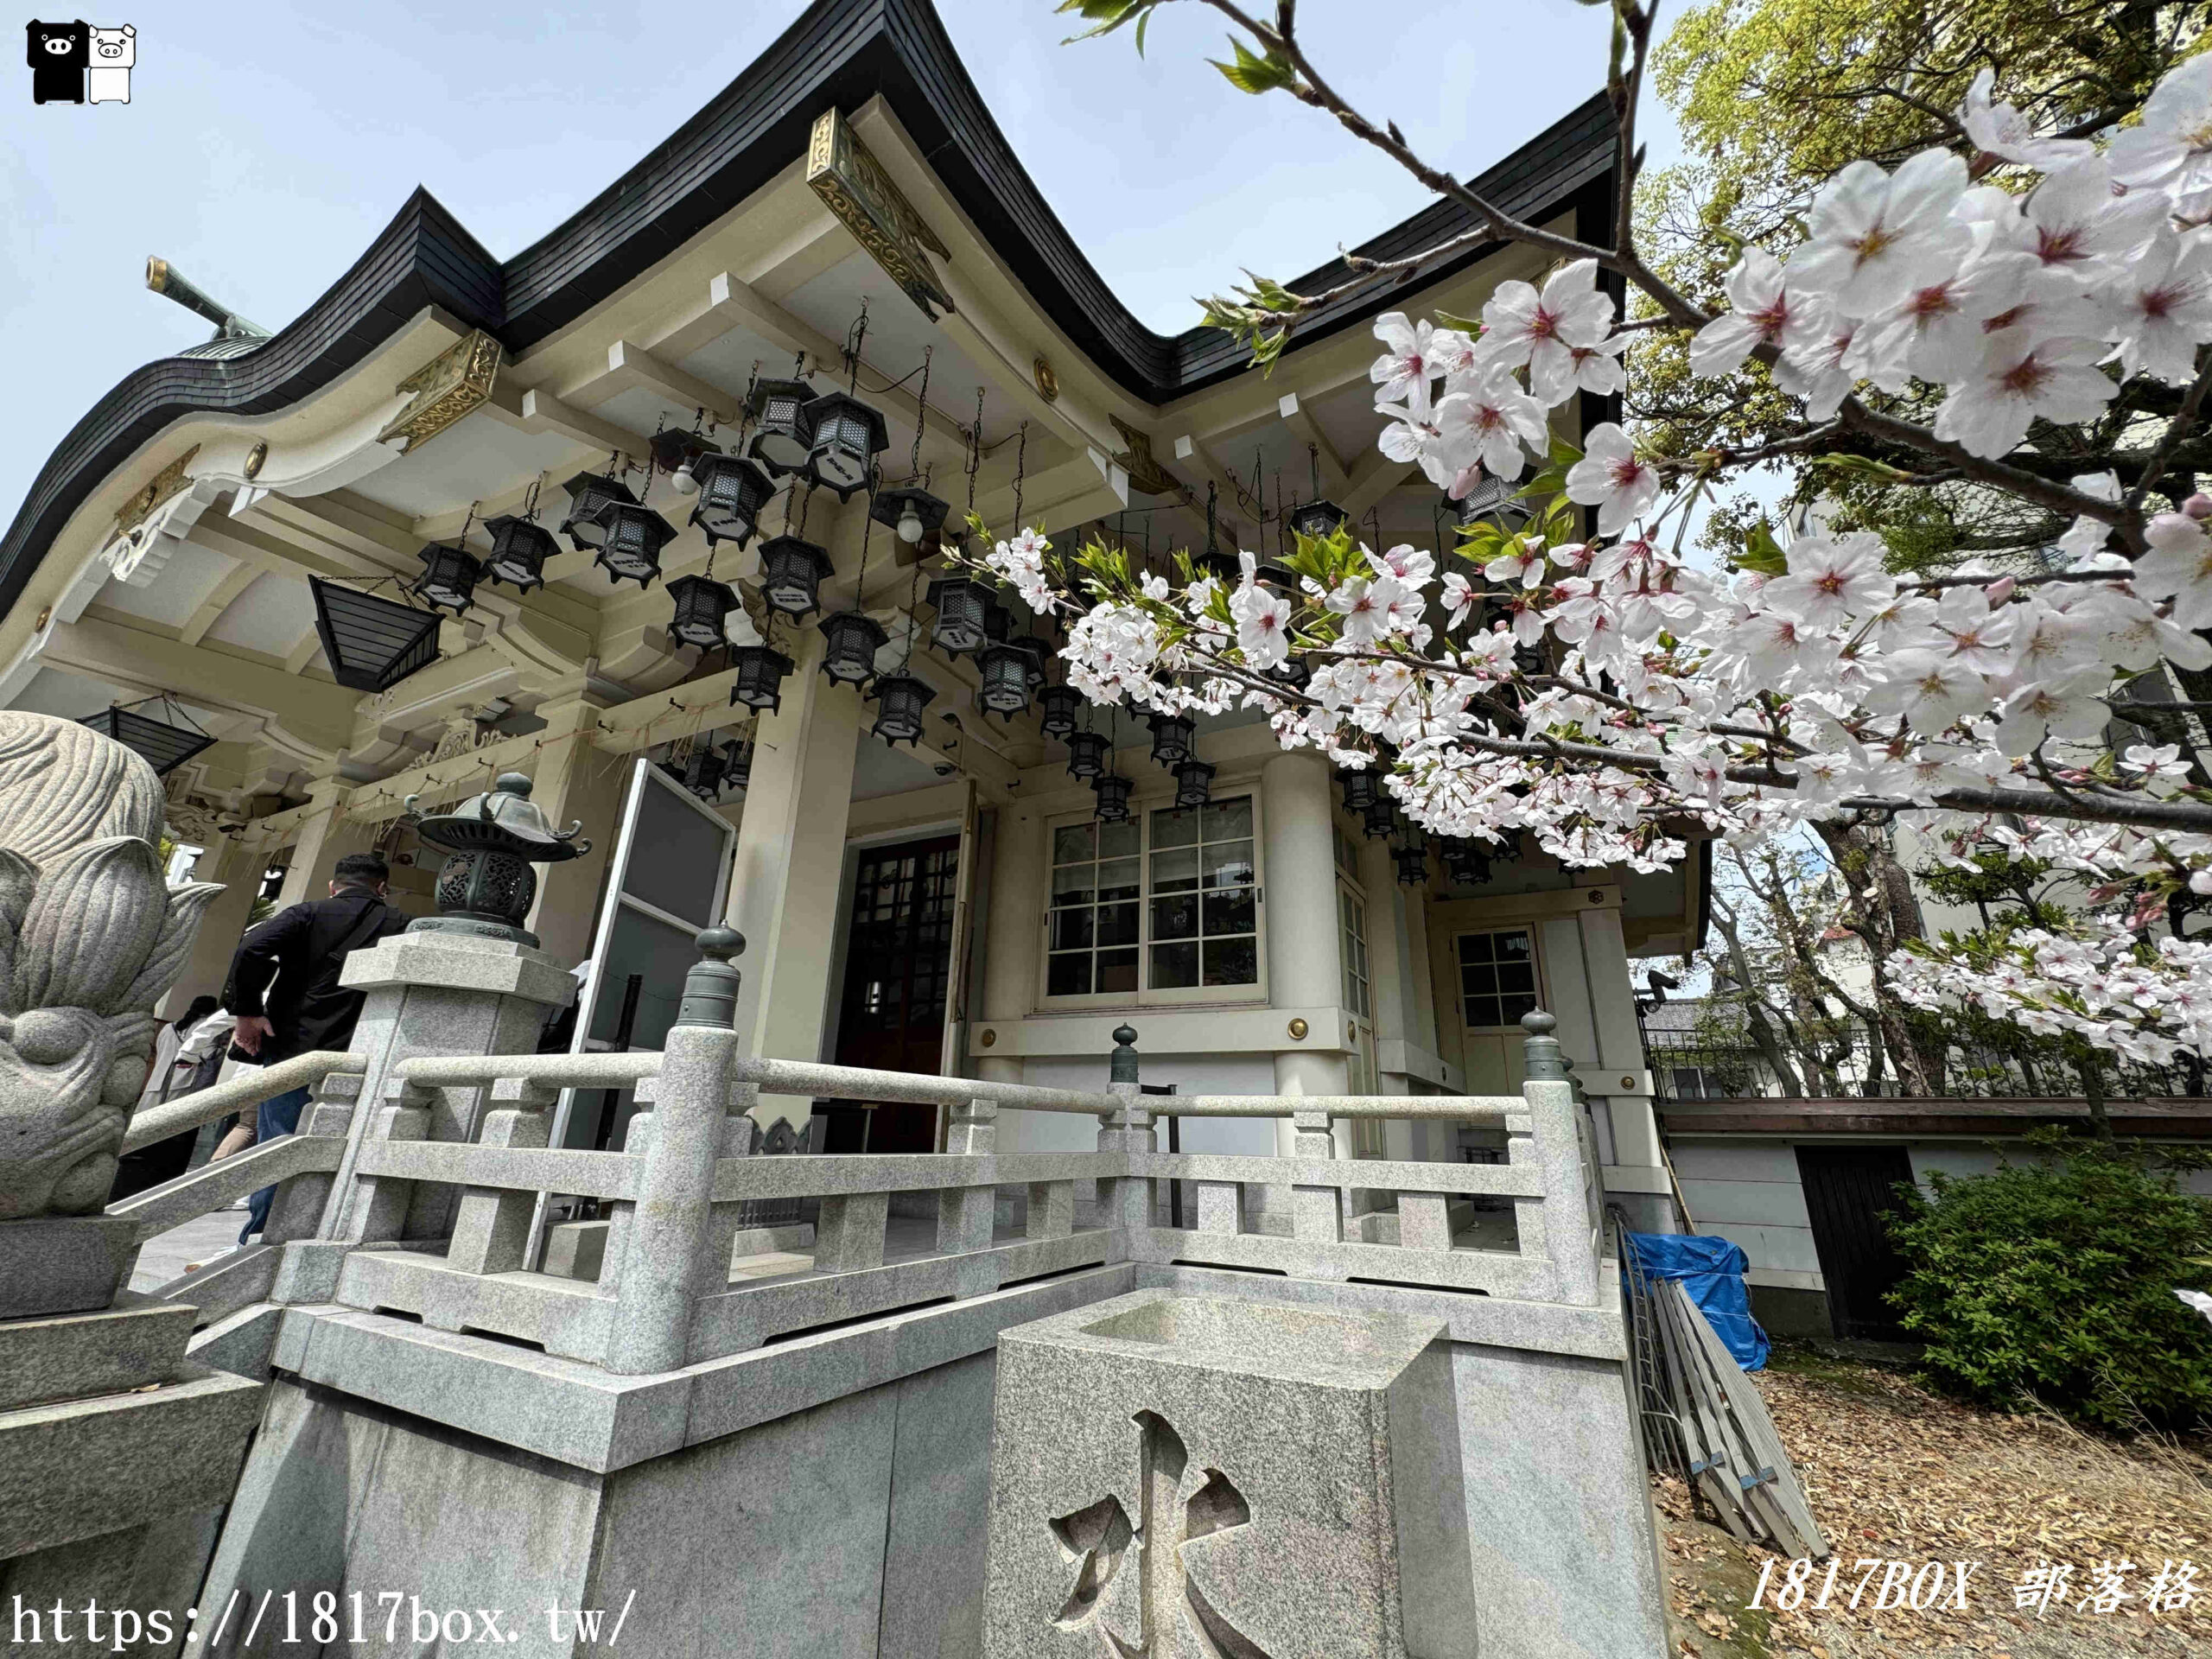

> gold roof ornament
[112,446,199,541]
[807,109,955,321]
[1109,417,1178,498]
[376,329,503,454]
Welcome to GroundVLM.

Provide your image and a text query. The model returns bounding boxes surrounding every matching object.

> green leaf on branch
[1055,0,1162,46]
[1734,518,1789,576]
[1808,453,1924,486]
[1211,37,1297,94]
[964,510,995,548]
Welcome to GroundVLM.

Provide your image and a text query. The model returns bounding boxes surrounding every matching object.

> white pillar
[1260,753,1346,1156]
[520,691,626,969]
[976,801,1043,1106]
[728,630,862,1126]
[276,778,378,906]
[159,836,264,1017]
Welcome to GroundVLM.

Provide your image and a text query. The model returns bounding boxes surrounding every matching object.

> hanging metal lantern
[1007,634,1052,691]
[77,695,215,777]
[758,536,835,620]
[688,454,776,550]
[977,641,1033,721]
[1338,767,1381,816]
[746,378,819,476]
[1173,758,1216,810]
[1065,728,1109,779]
[982,596,1014,645]
[308,577,441,692]
[727,644,795,714]
[867,669,938,746]
[870,483,950,549]
[652,429,717,482]
[666,574,739,651]
[557,470,637,551]
[481,515,557,592]
[1091,772,1134,823]
[1268,652,1313,692]
[679,740,729,802]
[410,539,482,615]
[587,500,676,588]
[1147,712,1194,767]
[723,737,754,790]
[1362,798,1399,841]
[1393,842,1429,886]
[803,390,889,499]
[1038,684,1083,741]
[925,575,993,657]
[1441,840,1493,886]
[1289,498,1349,543]
[819,609,890,686]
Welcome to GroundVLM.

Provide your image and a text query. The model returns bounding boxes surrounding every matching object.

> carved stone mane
[0,713,223,1218]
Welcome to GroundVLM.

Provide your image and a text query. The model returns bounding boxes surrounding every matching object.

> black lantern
[1091,772,1133,823]
[803,390,889,499]
[666,574,739,651]
[1289,498,1349,543]
[728,644,795,714]
[745,378,818,476]
[410,538,482,615]
[868,670,938,746]
[977,641,1033,721]
[982,597,1015,646]
[925,575,993,657]
[1394,842,1429,886]
[1442,841,1494,886]
[557,470,637,551]
[723,737,754,790]
[1007,634,1052,691]
[404,773,589,948]
[308,576,441,692]
[652,428,717,480]
[1339,767,1381,815]
[78,695,215,777]
[1147,712,1195,767]
[1065,728,1110,779]
[819,609,890,686]
[870,483,950,550]
[482,515,557,592]
[587,501,676,588]
[759,536,835,620]
[1173,758,1216,810]
[1038,684,1083,741]
[1272,653,1314,692]
[679,741,728,802]
[1363,798,1399,841]
[688,454,776,550]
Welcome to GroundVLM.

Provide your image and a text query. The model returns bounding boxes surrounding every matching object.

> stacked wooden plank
[1650,1278,1828,1560]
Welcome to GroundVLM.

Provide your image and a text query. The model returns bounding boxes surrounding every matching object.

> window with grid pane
[1456,928,1537,1028]
[1147,798,1257,990]
[1338,885,1370,1020]
[1047,819,1141,996]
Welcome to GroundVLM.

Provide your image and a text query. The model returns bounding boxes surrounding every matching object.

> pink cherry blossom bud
[2185,493,2212,520]
[1986,575,2016,606]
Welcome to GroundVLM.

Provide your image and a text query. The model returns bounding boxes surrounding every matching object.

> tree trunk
[2078,1052,2114,1142]
[1812,819,1945,1095]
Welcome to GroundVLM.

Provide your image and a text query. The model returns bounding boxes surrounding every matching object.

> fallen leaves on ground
[1659,1345,2212,1657]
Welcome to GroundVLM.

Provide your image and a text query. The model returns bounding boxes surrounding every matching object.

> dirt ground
[1660,1342,2212,1658]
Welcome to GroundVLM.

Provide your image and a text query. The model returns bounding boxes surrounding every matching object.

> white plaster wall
[995,1053,1280,1154]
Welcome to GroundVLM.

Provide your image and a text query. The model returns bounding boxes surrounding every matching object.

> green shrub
[1884,1138,2212,1428]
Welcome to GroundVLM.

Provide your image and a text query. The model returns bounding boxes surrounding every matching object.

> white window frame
[1038,786,1270,1010]
[1452,924,1543,1034]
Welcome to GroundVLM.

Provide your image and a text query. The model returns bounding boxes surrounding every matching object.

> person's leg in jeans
[239,1085,313,1243]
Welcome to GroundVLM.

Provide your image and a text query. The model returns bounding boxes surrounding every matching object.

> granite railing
[105,932,1605,1376]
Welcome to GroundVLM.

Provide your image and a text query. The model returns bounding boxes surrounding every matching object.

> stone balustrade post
[446,1079,559,1275]
[1094,1025,1154,1240]
[1521,1010,1600,1306]
[262,1071,365,1245]
[1288,1108,1343,1245]
[602,929,746,1376]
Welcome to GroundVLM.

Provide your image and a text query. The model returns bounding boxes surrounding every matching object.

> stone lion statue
[0,713,223,1217]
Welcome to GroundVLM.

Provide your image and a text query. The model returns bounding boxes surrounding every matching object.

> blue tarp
[1625,1231,1770,1371]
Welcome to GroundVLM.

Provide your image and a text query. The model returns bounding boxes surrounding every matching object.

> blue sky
[0,0,1658,535]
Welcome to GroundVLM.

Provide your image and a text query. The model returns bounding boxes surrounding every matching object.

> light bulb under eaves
[671,461,700,497]
[897,505,925,544]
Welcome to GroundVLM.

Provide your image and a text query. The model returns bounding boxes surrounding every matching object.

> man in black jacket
[222,850,409,1241]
